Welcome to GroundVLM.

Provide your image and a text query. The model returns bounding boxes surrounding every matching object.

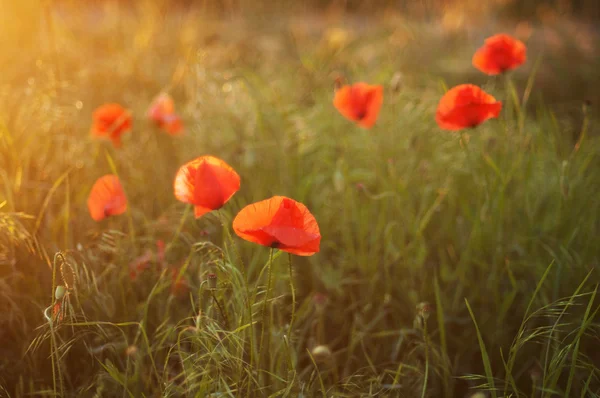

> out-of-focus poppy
[90,103,132,147]
[232,196,320,256]
[147,93,184,135]
[472,34,526,75]
[156,239,166,269]
[87,175,128,221]
[435,84,502,131]
[129,250,153,281]
[333,82,383,128]
[174,156,240,218]
[52,302,64,322]
[170,268,190,299]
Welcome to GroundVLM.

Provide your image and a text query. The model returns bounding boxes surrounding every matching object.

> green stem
[420,318,429,398]
[258,248,274,380]
[287,253,296,372]
[217,211,254,395]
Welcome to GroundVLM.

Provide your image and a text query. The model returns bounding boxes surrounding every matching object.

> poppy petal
[333,83,383,129]
[87,175,127,221]
[174,156,240,218]
[435,84,502,131]
[90,103,132,147]
[472,33,526,75]
[233,196,321,256]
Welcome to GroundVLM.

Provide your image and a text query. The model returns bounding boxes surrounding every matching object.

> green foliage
[1,1,599,396]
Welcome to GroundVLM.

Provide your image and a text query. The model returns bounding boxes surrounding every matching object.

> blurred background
[3,0,599,113]
[1,0,599,396]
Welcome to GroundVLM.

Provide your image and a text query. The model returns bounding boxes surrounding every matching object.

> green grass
[1,1,600,396]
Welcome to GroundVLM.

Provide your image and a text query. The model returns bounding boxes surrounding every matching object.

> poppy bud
[313,292,329,314]
[390,71,403,92]
[125,345,138,356]
[333,169,345,193]
[416,302,433,321]
[469,393,487,398]
[55,285,67,300]
[207,273,217,290]
[332,73,345,91]
[311,345,332,364]
[529,363,542,383]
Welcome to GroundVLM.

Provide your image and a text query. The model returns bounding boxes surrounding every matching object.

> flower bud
[416,302,433,321]
[55,285,67,300]
[311,345,332,364]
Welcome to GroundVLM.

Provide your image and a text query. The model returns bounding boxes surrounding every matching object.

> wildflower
[147,93,183,135]
[416,302,433,321]
[472,33,526,75]
[435,84,502,131]
[90,103,132,147]
[87,175,127,221]
[313,292,329,314]
[232,196,321,256]
[129,250,153,281]
[156,239,166,269]
[174,156,240,218]
[333,82,383,128]
[170,268,190,299]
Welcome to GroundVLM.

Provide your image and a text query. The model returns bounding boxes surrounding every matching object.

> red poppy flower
[435,84,502,131]
[147,93,184,135]
[87,175,128,221]
[232,196,321,256]
[333,82,383,128]
[472,34,526,75]
[174,156,240,218]
[90,103,132,147]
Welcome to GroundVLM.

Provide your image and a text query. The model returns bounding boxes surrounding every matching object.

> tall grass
[1,1,599,396]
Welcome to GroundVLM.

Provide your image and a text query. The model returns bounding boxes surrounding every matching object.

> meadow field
[1,1,600,396]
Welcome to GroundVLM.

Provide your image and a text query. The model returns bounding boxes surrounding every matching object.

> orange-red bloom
[90,103,132,147]
[147,93,183,135]
[435,84,502,131]
[233,196,321,256]
[472,34,526,75]
[333,83,383,128]
[170,268,190,299]
[174,156,240,218]
[87,175,128,221]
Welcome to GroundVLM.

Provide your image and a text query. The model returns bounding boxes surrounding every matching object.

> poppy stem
[420,318,429,398]
[217,210,255,387]
[211,290,230,330]
[287,253,296,372]
[258,248,275,382]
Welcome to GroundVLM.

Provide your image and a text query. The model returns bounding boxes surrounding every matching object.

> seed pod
[207,273,217,290]
[55,285,67,300]
[311,345,332,364]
